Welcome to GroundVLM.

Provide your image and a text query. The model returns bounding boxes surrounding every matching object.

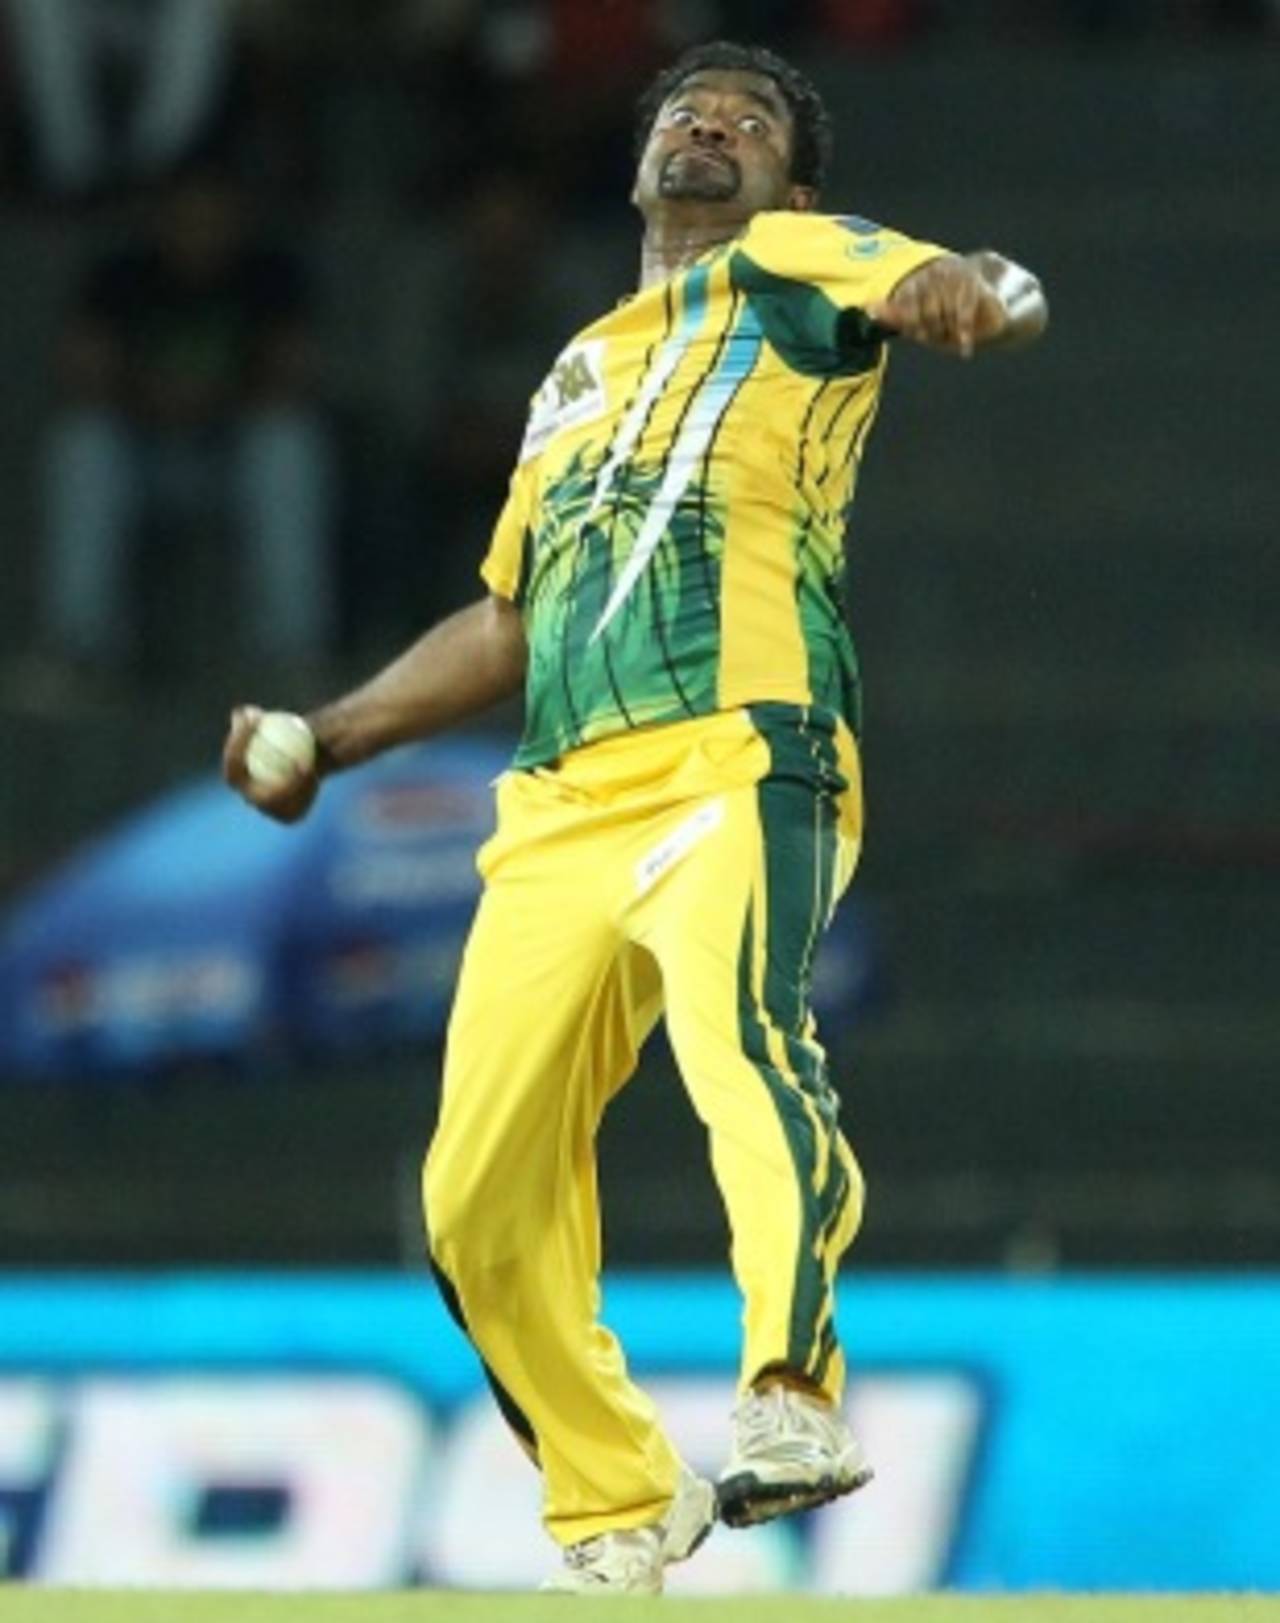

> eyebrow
[671,80,787,123]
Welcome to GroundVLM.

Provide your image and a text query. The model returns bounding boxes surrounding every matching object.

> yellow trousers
[423,704,865,1546]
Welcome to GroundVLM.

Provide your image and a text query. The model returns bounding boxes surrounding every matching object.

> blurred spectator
[814,0,932,48]
[1200,0,1276,29]
[408,167,630,608]
[26,164,335,695]
[5,0,236,198]
[697,1,812,41]
[416,170,564,607]
[414,2,660,217]
[249,0,480,55]
[543,0,661,79]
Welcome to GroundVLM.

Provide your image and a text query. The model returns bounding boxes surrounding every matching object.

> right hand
[222,704,321,825]
[865,255,1008,358]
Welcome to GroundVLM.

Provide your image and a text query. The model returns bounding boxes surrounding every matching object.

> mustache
[659,146,742,191]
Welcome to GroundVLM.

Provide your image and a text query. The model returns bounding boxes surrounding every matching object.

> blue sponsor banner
[0,1272,1277,1591]
[0,739,509,1077]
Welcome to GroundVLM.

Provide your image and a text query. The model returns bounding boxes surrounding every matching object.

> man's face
[633,69,815,220]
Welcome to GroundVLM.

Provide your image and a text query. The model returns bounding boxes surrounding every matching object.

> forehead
[661,68,792,127]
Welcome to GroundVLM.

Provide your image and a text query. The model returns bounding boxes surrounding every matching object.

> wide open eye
[666,107,697,128]
[739,114,769,138]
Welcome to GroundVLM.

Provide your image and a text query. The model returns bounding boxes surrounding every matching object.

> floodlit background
[0,0,1277,1597]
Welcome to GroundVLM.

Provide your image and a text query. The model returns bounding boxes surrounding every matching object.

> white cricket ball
[245,710,316,790]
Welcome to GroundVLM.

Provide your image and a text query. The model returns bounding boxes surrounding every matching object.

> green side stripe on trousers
[736,886,828,1372]
[737,774,847,1373]
[812,1317,840,1386]
[745,705,858,1381]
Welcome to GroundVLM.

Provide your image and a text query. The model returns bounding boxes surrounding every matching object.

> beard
[658,147,742,202]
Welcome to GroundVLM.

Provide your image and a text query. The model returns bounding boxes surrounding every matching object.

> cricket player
[224,40,1047,1594]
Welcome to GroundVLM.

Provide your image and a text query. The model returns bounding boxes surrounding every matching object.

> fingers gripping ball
[245,711,317,790]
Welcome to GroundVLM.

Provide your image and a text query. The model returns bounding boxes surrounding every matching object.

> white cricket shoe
[717,1385,874,1528]
[540,1466,717,1594]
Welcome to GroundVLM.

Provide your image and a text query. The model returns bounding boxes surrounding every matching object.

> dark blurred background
[0,0,1276,1272]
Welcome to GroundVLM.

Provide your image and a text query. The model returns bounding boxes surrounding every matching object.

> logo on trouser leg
[635,800,725,897]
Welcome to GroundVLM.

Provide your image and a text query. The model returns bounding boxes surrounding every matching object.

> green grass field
[1,1595,1277,1623]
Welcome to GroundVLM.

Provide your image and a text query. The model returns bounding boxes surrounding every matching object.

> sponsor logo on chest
[520,338,607,462]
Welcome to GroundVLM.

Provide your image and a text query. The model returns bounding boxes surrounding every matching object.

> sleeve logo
[836,215,887,259]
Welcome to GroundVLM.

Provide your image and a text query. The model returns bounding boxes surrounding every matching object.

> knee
[421,1139,496,1271]
[421,1142,464,1265]
[423,1136,537,1276]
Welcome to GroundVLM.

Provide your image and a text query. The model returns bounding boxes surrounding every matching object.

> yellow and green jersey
[481,210,948,768]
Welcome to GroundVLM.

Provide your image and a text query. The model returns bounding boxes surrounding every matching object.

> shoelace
[735,1393,774,1440]
[736,1388,826,1442]
[563,1533,653,1587]
[565,1538,605,1570]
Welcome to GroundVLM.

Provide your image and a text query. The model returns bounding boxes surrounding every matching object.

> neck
[638,206,749,290]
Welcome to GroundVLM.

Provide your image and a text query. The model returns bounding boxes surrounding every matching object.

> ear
[787,185,819,213]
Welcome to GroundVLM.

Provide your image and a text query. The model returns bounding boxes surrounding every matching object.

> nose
[689,111,732,146]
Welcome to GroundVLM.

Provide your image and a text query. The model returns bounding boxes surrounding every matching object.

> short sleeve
[730,211,951,376]
[479,461,536,604]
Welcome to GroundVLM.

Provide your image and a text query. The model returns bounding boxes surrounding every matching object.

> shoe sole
[539,1575,663,1595]
[716,1463,875,1529]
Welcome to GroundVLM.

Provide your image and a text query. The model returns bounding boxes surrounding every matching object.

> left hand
[222,704,321,825]
[866,256,1008,359]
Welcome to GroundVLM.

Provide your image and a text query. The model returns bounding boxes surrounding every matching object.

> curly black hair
[634,41,833,194]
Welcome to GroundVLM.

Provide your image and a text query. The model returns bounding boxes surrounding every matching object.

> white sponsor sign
[4,1379,426,1590]
[0,1372,978,1591]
